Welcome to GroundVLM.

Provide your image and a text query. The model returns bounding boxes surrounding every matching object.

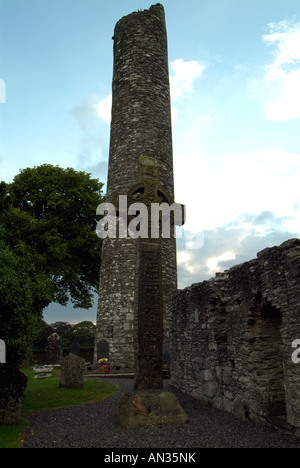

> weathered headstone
[97,339,109,362]
[59,353,85,389]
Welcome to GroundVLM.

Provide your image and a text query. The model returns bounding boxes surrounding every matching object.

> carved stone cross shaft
[108,156,184,390]
[112,158,188,427]
[131,157,184,390]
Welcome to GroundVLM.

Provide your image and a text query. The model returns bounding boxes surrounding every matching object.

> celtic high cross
[109,156,185,390]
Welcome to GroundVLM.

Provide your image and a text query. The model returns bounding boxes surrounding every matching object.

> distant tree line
[32,320,96,349]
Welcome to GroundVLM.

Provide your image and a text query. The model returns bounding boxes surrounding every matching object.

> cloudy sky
[1,0,300,323]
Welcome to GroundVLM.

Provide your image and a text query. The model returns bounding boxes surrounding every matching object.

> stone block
[59,353,85,389]
[112,390,188,429]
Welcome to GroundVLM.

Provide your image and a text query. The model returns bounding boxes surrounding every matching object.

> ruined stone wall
[94,4,177,369]
[171,239,300,432]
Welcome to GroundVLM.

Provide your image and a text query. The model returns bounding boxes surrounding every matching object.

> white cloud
[206,251,236,274]
[176,212,299,289]
[177,251,195,274]
[212,147,300,227]
[250,147,300,170]
[94,94,112,123]
[72,95,110,176]
[170,58,205,101]
[264,68,300,121]
[73,94,112,131]
[171,105,178,122]
[177,251,191,264]
[175,146,300,235]
[262,20,300,121]
[196,114,210,123]
[263,20,300,69]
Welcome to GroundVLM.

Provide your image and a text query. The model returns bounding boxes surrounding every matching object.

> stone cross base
[112,391,188,429]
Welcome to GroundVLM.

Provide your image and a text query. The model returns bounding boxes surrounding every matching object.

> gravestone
[59,353,85,389]
[97,339,109,362]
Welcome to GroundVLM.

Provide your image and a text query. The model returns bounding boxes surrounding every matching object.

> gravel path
[23,378,300,448]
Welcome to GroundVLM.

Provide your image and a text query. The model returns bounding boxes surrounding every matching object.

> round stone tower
[94,4,177,369]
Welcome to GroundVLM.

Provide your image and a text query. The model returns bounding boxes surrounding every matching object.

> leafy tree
[31,319,50,350]
[1,165,103,368]
[7,164,104,309]
[60,321,96,348]
[0,230,53,367]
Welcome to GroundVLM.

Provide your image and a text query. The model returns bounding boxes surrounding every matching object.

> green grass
[0,368,117,448]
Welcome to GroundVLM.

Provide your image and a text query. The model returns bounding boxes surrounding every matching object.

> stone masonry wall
[171,239,300,432]
[94,4,177,369]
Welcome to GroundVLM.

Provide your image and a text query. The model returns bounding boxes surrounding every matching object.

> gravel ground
[23,378,300,448]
